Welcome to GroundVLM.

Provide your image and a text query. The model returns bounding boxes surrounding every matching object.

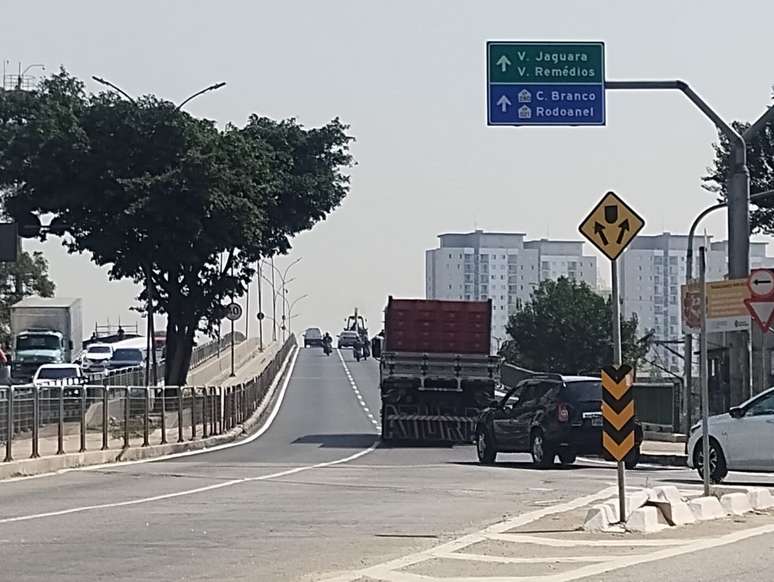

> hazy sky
[4,0,774,340]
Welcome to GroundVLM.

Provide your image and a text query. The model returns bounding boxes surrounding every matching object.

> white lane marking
[531,521,774,582]
[319,487,617,581]
[433,552,633,564]
[336,348,380,432]
[0,346,385,522]
[0,346,300,485]
[486,533,697,547]
[0,444,378,524]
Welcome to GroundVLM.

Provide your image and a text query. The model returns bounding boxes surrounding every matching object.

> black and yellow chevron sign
[601,364,635,462]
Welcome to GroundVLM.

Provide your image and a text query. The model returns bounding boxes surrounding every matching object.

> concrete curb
[640,452,687,467]
[0,344,295,482]
[584,485,774,533]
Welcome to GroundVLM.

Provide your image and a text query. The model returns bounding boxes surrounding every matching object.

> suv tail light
[557,402,569,423]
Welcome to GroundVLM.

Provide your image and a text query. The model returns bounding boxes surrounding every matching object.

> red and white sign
[744,298,774,332]
[748,269,774,299]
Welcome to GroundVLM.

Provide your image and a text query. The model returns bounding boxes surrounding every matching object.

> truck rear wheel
[380,408,392,444]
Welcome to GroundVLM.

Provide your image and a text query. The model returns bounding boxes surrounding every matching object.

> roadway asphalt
[1,347,774,581]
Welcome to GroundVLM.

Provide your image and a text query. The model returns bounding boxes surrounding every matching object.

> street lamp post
[262,258,302,342]
[90,76,226,385]
[683,189,774,431]
[287,294,309,336]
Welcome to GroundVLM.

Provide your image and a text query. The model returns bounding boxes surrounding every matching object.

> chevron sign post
[580,193,645,524]
[601,364,635,461]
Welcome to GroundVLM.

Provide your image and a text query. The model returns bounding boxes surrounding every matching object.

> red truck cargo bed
[384,297,492,355]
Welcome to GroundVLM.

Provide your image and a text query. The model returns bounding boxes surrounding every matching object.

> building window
[465,294,471,300]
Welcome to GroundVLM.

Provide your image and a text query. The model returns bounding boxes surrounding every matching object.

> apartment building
[425,230,597,353]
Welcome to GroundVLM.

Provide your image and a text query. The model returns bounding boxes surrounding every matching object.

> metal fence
[85,331,248,387]
[0,335,295,463]
[632,380,681,432]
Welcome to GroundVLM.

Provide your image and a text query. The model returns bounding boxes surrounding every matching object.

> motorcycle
[323,342,332,356]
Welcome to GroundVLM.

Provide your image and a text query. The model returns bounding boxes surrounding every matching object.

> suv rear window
[562,381,602,402]
[112,349,143,361]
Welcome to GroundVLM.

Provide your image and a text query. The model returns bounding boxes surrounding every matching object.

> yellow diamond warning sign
[579,191,645,261]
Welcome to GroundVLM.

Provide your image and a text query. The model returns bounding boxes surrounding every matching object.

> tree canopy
[0,70,353,383]
[500,277,652,374]
[704,118,774,233]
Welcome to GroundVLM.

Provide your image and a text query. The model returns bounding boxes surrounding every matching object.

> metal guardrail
[85,331,248,387]
[0,335,295,463]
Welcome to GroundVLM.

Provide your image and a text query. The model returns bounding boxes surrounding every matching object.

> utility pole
[270,257,277,341]
[699,246,710,496]
[257,260,264,351]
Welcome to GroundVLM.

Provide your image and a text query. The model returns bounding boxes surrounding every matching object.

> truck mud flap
[382,404,479,443]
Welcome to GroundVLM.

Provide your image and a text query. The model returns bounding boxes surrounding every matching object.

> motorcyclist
[353,335,363,361]
[322,332,332,355]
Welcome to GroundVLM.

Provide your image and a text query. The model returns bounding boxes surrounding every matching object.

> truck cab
[12,330,69,381]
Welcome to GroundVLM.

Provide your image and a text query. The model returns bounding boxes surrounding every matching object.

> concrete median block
[650,485,684,505]
[689,496,726,521]
[602,490,650,522]
[649,500,696,526]
[583,504,616,532]
[720,492,753,516]
[626,490,651,515]
[745,487,774,511]
[626,506,668,533]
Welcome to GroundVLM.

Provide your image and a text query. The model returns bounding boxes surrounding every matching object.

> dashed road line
[336,348,380,434]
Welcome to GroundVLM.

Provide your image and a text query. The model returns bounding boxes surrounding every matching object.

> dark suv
[475,374,642,468]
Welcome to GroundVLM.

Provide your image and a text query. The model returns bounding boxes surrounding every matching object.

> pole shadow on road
[292,433,379,448]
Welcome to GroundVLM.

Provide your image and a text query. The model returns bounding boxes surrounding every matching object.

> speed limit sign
[225,302,243,321]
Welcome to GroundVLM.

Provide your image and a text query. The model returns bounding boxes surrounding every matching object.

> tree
[500,277,652,374]
[0,251,55,345]
[704,117,774,233]
[0,70,353,384]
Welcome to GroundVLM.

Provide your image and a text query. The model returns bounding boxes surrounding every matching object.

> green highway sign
[488,42,604,83]
[487,41,606,126]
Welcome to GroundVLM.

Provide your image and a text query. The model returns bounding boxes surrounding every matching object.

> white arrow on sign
[744,299,774,332]
[749,268,774,298]
[496,95,512,112]
[496,55,511,72]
